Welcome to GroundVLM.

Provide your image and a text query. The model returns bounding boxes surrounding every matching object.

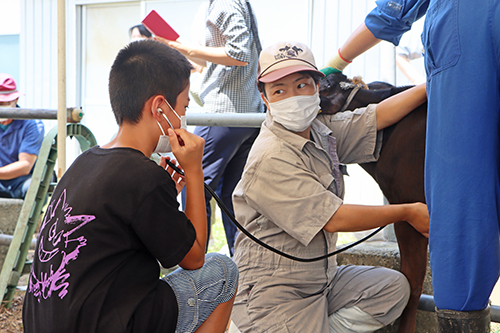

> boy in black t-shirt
[22,40,238,333]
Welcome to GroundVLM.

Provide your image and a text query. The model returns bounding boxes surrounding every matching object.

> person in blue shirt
[322,1,499,331]
[0,74,44,199]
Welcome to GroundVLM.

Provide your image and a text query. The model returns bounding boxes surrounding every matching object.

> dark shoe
[436,306,490,333]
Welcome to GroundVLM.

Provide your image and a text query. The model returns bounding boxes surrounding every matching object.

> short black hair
[129,24,152,38]
[108,40,192,125]
[258,71,323,98]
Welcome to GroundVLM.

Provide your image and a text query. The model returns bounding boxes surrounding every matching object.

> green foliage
[207,210,227,253]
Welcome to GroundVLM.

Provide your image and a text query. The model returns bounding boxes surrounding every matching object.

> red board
[142,10,179,41]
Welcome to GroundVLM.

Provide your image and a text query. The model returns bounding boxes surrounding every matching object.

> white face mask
[152,120,172,154]
[267,92,321,132]
[152,99,187,154]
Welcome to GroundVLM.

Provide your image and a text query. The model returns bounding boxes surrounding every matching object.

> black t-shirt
[23,147,196,333]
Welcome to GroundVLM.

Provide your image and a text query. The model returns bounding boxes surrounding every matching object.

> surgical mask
[267,92,321,132]
[152,119,171,154]
[152,100,187,154]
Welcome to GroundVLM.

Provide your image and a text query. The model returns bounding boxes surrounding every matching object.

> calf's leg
[394,220,428,333]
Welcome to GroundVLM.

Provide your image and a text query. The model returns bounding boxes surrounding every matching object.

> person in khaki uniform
[230,41,429,333]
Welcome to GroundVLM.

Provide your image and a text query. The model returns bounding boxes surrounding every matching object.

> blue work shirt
[0,119,44,186]
[365,0,429,46]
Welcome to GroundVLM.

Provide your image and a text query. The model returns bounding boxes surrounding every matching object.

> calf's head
[319,72,352,115]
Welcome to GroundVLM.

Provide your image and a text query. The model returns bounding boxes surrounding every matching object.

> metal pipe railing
[0,110,264,127]
[185,112,266,128]
[0,107,83,122]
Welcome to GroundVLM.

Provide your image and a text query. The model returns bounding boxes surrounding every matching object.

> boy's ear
[148,95,166,121]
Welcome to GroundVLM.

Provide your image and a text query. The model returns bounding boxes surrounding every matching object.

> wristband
[337,48,352,64]
[325,49,351,72]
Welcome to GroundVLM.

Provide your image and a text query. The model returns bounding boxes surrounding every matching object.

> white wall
[80,2,141,145]
[0,0,21,34]
[0,0,22,95]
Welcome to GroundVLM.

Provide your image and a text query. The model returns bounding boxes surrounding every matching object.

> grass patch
[207,207,227,254]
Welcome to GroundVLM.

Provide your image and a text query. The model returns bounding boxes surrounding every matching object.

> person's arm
[0,153,37,180]
[323,0,428,73]
[323,23,382,73]
[156,37,248,67]
[340,22,382,62]
[167,128,207,270]
[376,83,426,130]
[188,58,206,73]
[324,202,429,237]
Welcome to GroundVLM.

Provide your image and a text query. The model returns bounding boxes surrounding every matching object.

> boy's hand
[167,128,205,176]
[167,129,207,270]
[159,157,186,194]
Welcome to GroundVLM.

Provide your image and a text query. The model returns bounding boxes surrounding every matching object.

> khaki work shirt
[231,104,383,329]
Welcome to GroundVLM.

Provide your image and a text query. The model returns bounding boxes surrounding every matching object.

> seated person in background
[230,41,429,333]
[0,73,44,199]
[23,40,238,333]
[129,23,152,43]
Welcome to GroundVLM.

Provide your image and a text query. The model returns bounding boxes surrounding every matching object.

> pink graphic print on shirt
[27,189,95,302]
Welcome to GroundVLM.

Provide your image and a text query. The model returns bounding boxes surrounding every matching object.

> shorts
[163,253,239,333]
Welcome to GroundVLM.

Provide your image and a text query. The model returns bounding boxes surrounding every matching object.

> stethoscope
[164,159,384,262]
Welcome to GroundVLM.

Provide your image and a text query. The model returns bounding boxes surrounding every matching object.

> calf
[320,72,428,333]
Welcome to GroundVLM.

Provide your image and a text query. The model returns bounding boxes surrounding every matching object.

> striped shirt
[199,0,264,114]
